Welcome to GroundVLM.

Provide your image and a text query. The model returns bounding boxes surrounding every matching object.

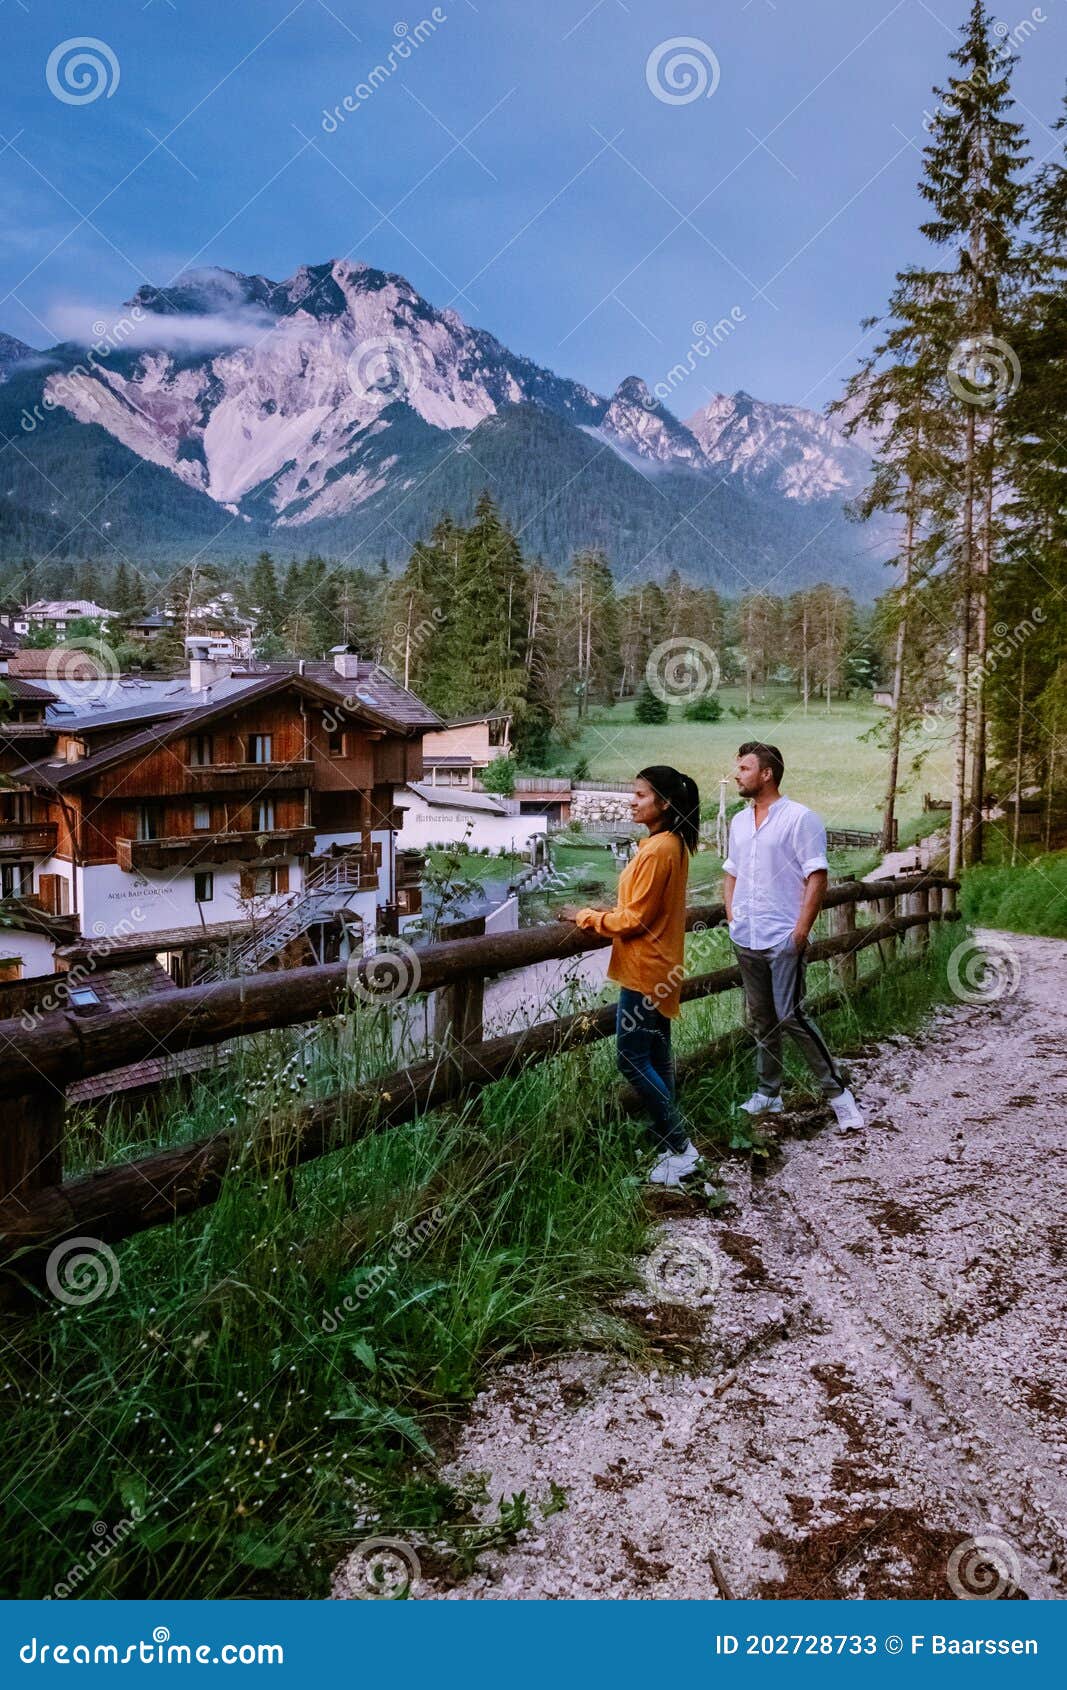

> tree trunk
[882,480,916,856]
[967,418,995,864]
[1011,646,1026,866]
[1045,707,1058,852]
[948,407,976,879]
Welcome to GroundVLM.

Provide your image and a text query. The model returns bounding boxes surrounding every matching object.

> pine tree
[249,551,282,640]
[634,682,669,725]
[834,271,959,850]
[918,0,1029,868]
[382,535,445,693]
[75,557,100,604]
[565,548,619,713]
[994,95,1067,849]
[110,559,146,620]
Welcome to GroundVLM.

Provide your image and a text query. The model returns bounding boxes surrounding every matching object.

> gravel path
[404,929,1067,1602]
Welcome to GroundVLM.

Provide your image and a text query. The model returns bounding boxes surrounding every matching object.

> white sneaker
[829,1088,864,1133]
[738,1092,784,1117]
[647,1141,701,1187]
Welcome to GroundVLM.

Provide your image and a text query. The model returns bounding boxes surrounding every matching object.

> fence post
[434,971,486,1054]
[832,898,857,990]
[918,883,931,950]
[877,892,897,968]
[928,883,942,925]
[907,884,929,955]
[2,1084,64,1215]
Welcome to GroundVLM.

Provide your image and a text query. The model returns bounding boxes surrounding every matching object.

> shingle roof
[266,660,444,731]
[405,782,509,814]
[1,677,57,702]
[14,669,415,792]
[22,599,115,619]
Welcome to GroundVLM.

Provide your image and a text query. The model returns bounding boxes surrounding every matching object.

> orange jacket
[575,830,689,1017]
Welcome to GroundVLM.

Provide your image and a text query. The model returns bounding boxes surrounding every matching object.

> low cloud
[45,299,276,354]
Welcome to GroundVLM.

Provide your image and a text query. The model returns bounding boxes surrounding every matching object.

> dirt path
[407,930,1067,1601]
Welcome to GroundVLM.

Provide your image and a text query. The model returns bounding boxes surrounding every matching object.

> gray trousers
[733,942,846,1099]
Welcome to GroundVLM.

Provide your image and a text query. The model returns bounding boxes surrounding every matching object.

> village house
[10,599,116,638]
[420,711,511,788]
[0,644,441,982]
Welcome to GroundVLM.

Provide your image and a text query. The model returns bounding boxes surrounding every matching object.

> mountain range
[0,259,890,595]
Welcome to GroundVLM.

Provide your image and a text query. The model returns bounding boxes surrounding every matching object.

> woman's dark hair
[637,765,700,854]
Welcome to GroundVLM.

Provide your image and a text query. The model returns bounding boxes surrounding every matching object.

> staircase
[194,859,372,982]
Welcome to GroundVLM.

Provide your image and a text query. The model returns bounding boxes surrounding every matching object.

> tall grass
[0,921,962,1599]
[1,1033,649,1599]
[959,851,1067,938]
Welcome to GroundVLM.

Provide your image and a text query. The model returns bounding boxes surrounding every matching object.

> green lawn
[541,686,955,836]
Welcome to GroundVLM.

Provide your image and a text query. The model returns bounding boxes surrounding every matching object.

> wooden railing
[0,823,57,855]
[826,821,898,851]
[0,873,958,1269]
[116,826,315,872]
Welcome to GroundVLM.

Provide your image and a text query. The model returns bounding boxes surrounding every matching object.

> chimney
[186,637,231,694]
[330,644,360,680]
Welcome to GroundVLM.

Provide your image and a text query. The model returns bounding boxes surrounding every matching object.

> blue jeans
[616,987,688,1154]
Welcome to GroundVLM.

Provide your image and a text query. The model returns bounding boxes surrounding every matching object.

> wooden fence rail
[0,874,958,1270]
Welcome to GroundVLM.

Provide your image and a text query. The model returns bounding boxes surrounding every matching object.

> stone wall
[570,787,633,826]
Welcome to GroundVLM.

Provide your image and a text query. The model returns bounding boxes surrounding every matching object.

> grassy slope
[1,920,963,1599]
[548,687,954,835]
[960,850,1067,938]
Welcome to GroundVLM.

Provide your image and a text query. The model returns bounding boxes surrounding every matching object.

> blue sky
[1,0,1064,416]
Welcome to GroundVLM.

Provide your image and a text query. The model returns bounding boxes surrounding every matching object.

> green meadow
[552,686,955,836]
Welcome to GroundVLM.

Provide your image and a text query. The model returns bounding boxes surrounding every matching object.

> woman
[561,765,701,1188]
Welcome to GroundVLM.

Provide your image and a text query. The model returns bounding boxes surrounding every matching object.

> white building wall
[0,929,58,978]
[76,859,304,938]
[396,791,547,856]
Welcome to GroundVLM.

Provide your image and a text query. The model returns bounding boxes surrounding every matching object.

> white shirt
[723,794,829,949]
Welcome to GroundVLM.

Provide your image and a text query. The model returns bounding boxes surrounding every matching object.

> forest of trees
[834,0,1066,864]
[0,490,873,767]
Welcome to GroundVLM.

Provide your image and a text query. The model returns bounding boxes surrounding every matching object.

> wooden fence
[0,873,958,1273]
[826,821,898,851]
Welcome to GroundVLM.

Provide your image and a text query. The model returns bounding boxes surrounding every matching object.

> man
[722,741,864,1132]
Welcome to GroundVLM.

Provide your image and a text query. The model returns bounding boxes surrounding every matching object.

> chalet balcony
[396,849,425,889]
[183,760,314,794]
[116,826,315,873]
[0,822,58,856]
[306,853,379,894]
